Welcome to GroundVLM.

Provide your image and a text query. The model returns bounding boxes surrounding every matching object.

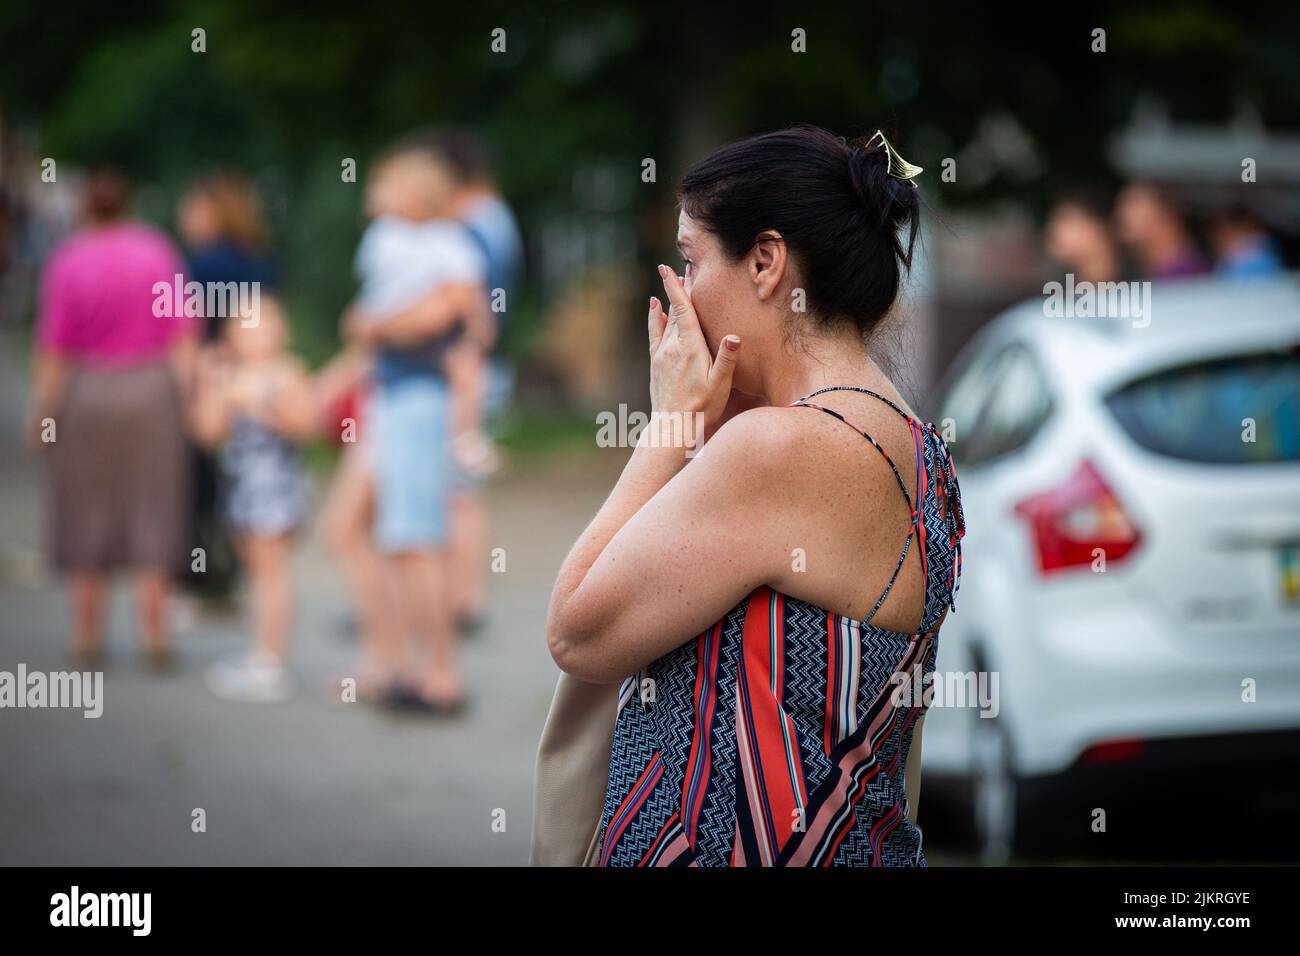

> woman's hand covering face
[647,264,740,437]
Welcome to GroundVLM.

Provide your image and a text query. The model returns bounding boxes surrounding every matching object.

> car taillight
[1079,738,1146,766]
[1013,460,1141,575]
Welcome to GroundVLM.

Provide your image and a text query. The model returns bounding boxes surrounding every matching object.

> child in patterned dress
[192,295,318,700]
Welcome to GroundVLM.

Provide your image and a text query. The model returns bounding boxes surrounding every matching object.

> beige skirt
[47,362,188,573]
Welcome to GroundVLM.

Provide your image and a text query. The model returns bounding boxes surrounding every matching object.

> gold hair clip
[865,129,923,184]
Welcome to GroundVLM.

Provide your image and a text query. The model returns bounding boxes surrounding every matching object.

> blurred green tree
[3,1,1297,370]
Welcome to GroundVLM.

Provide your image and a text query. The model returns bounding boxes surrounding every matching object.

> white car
[921,277,1300,862]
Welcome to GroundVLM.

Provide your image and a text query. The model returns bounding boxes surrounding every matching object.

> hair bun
[847,139,920,268]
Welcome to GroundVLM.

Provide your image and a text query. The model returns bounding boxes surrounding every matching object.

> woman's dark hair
[679,125,921,338]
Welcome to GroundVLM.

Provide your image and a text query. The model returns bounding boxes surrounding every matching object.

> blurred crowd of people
[24,130,522,714]
[1045,180,1288,285]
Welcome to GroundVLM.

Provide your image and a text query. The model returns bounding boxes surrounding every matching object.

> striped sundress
[595,386,966,867]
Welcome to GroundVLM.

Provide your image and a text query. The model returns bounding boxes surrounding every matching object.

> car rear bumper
[998,584,1300,775]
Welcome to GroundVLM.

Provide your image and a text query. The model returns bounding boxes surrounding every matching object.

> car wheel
[971,711,1018,864]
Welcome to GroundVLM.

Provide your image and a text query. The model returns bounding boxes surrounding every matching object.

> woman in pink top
[27,168,196,666]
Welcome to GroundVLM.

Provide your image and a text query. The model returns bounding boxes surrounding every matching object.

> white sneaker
[205,651,294,702]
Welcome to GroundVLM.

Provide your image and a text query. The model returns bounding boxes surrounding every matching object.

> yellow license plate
[1282,546,1300,605]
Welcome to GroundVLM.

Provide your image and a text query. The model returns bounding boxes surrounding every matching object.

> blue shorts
[371,376,453,552]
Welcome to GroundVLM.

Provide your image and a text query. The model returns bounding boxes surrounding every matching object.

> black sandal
[382,684,469,717]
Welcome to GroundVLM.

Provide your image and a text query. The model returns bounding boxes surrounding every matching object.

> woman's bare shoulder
[697,405,809,469]
[702,397,919,514]
[691,404,866,508]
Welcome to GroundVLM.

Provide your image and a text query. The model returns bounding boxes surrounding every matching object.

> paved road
[0,335,630,864]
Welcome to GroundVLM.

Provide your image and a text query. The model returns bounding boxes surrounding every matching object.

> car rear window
[1106,350,1300,464]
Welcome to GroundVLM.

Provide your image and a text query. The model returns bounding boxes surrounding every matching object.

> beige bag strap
[529,673,619,866]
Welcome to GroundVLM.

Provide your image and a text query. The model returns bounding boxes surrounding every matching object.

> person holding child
[339,135,490,713]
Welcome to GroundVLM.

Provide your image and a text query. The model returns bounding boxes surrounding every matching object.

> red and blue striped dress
[595,387,966,866]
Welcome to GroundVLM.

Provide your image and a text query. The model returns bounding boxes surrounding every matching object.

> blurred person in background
[341,138,488,713]
[429,128,523,630]
[177,173,278,341]
[192,296,316,701]
[174,173,279,607]
[1209,203,1285,280]
[1044,188,1128,284]
[26,167,195,666]
[1114,181,1210,280]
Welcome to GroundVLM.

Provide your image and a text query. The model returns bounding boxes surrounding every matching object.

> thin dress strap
[791,385,967,625]
[798,385,915,424]
[786,387,922,629]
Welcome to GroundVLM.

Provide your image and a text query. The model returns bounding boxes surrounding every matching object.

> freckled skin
[548,209,935,683]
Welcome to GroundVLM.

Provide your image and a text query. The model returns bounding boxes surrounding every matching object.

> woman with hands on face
[538,126,966,867]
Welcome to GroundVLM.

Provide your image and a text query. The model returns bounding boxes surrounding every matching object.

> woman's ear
[749,230,787,302]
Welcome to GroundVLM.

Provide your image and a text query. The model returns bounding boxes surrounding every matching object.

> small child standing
[193,295,317,701]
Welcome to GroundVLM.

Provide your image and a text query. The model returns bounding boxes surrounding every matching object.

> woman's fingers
[708,335,741,393]
[647,296,668,354]
[647,264,739,427]
[656,265,700,335]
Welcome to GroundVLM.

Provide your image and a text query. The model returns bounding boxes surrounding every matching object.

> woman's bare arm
[546,415,696,682]
[547,408,790,683]
[25,346,69,450]
[168,331,200,404]
[548,264,752,682]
